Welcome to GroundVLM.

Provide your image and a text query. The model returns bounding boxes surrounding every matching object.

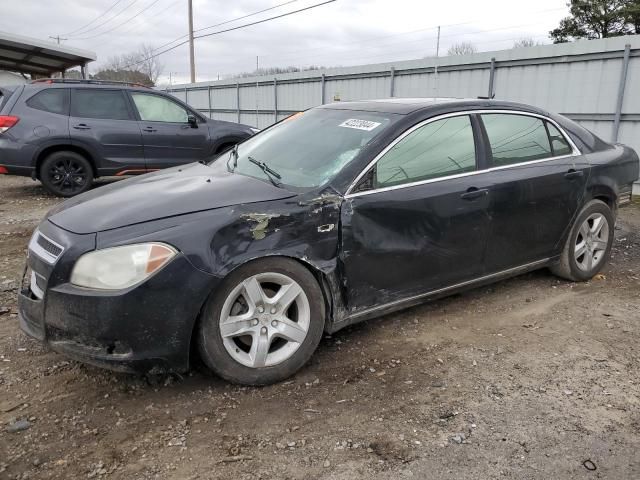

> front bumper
[18,221,219,374]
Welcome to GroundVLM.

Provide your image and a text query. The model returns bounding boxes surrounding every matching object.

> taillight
[0,116,19,133]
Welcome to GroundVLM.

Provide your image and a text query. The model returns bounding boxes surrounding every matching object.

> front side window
[131,93,189,123]
[373,115,476,188]
[482,114,552,166]
[71,89,131,120]
[26,88,69,115]
[225,108,399,189]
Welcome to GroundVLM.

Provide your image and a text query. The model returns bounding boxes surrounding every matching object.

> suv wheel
[198,258,325,385]
[550,199,615,282]
[40,151,94,197]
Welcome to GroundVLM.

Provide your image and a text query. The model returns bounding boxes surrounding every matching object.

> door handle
[460,187,489,200]
[72,124,90,130]
[564,169,584,180]
[142,127,157,133]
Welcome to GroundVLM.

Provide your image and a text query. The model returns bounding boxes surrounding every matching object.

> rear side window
[482,114,552,166]
[1,87,19,111]
[546,122,573,156]
[26,88,69,115]
[71,89,131,120]
[374,115,476,188]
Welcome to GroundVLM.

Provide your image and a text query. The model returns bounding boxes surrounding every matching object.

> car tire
[198,257,325,385]
[550,199,615,282]
[40,151,94,197]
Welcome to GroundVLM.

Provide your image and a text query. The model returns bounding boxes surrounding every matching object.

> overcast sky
[1,0,570,85]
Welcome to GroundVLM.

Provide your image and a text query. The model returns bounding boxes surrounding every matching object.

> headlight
[71,243,177,290]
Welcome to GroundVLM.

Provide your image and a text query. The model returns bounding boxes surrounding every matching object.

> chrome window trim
[344,109,581,199]
[28,231,65,265]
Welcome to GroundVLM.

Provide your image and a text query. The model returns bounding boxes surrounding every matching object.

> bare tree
[95,44,163,86]
[513,38,544,48]
[447,42,478,56]
[135,44,164,85]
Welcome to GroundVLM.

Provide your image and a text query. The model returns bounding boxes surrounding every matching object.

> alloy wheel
[574,213,609,272]
[219,272,311,368]
[47,157,88,194]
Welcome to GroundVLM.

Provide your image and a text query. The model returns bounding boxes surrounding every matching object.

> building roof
[0,31,96,76]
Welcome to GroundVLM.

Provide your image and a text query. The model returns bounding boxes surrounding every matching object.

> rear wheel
[40,151,93,197]
[550,199,614,282]
[198,258,325,385]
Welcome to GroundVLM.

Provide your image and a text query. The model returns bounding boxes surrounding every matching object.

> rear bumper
[0,164,33,176]
[0,136,35,176]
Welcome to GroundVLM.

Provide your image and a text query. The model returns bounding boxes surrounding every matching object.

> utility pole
[49,35,67,44]
[256,56,260,128]
[434,26,441,98]
[188,0,195,83]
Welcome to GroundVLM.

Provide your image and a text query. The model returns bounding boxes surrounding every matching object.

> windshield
[221,108,400,189]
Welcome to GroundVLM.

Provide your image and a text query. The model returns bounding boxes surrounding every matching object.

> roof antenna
[477,93,495,99]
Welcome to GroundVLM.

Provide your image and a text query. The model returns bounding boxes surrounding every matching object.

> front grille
[28,231,64,264]
[37,234,63,258]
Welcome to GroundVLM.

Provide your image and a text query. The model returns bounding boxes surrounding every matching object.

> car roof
[318,97,548,116]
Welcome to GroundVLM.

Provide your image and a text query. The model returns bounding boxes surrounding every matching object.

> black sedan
[17,98,639,385]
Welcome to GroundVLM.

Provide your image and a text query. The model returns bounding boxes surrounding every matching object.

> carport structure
[0,31,96,78]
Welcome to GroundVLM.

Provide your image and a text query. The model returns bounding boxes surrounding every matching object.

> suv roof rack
[30,78,151,88]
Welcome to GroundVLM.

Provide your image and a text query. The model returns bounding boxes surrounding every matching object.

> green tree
[550,0,639,43]
[623,0,640,32]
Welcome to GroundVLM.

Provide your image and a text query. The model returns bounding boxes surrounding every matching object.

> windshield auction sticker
[338,119,382,131]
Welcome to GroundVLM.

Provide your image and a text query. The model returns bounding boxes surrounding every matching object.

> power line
[121,0,337,70]
[194,0,336,40]
[61,0,126,36]
[66,0,140,38]
[254,6,566,62]
[147,0,301,58]
[159,8,562,70]
[48,35,67,44]
[98,0,180,44]
[73,0,164,39]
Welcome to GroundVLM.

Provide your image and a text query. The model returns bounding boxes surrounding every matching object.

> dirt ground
[0,175,639,480]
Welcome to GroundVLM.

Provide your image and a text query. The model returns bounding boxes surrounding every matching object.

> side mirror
[187,115,198,128]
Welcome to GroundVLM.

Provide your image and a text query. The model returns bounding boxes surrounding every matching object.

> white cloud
[0,0,569,84]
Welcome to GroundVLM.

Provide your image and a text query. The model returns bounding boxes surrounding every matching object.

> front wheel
[550,199,615,282]
[198,258,325,385]
[40,151,94,197]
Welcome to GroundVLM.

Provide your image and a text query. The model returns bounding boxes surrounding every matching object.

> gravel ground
[1,175,639,480]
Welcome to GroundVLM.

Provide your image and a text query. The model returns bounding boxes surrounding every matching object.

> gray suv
[0,79,255,196]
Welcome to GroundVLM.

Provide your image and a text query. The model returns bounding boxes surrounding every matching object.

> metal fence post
[184,86,188,104]
[488,58,496,98]
[612,44,631,143]
[390,67,395,97]
[236,82,241,124]
[274,78,278,123]
[207,85,212,119]
[321,74,326,104]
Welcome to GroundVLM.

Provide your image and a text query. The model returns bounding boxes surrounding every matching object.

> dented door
[339,175,492,313]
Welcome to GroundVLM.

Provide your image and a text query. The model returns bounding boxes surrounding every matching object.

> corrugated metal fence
[167,35,640,175]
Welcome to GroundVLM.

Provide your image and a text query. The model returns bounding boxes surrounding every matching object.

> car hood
[47,162,297,234]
